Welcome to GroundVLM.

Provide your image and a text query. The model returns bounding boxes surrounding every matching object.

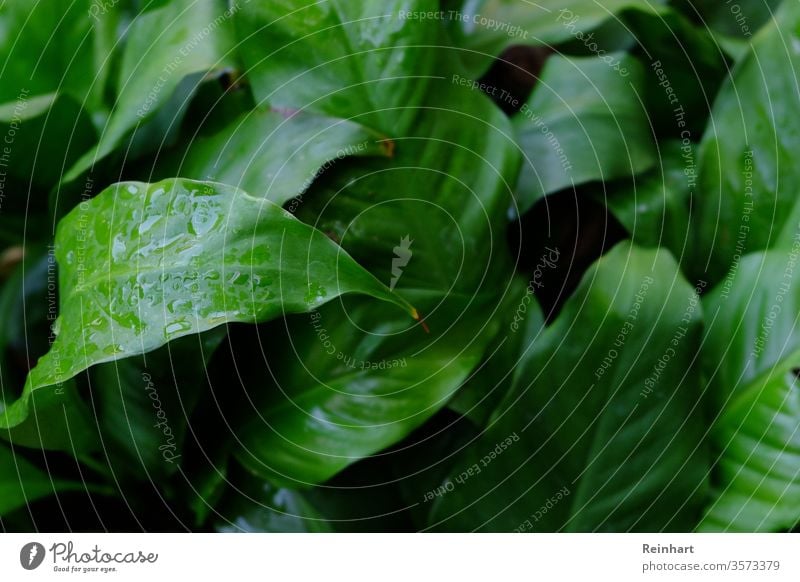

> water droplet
[205,311,229,323]
[112,234,127,260]
[103,344,124,356]
[138,214,161,235]
[171,190,191,215]
[112,311,144,332]
[304,282,327,304]
[188,195,221,236]
[167,298,190,314]
[134,234,182,258]
[165,320,192,337]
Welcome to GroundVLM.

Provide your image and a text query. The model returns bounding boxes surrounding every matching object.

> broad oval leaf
[692,0,800,283]
[448,275,545,427]
[234,0,438,135]
[700,250,800,532]
[622,7,730,139]
[235,293,503,488]
[513,53,656,213]
[0,251,99,451]
[298,55,521,296]
[0,93,96,195]
[157,106,391,205]
[1,178,414,438]
[0,0,112,107]
[63,0,237,183]
[603,140,693,261]
[429,243,709,531]
[90,331,225,481]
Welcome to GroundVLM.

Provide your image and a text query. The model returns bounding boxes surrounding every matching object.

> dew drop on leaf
[111,234,127,260]
[102,344,124,356]
[138,215,161,235]
[304,282,328,304]
[165,320,192,337]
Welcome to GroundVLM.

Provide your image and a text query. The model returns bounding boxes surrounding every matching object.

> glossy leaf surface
[2,178,413,439]
[430,244,708,531]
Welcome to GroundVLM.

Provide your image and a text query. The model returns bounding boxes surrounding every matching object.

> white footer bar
[1,533,797,581]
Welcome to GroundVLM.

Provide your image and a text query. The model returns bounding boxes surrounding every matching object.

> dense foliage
[1,0,798,532]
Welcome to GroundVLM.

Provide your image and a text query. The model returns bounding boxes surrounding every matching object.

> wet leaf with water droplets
[1,178,414,437]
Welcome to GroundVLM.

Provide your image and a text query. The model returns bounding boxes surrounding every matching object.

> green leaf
[692,0,800,283]
[701,371,800,532]
[185,448,230,528]
[622,7,730,138]
[0,93,95,244]
[0,1,102,105]
[448,275,545,426]
[389,412,482,530]
[0,93,96,192]
[298,55,520,295]
[63,0,238,183]
[672,0,781,39]
[235,293,501,487]
[513,54,656,213]
[1,379,100,452]
[0,441,82,516]
[0,254,50,397]
[157,106,392,205]
[699,251,800,531]
[91,331,224,481]
[1,178,414,439]
[234,0,438,135]
[446,0,667,76]
[215,462,332,532]
[703,252,800,404]
[604,140,693,260]
[429,243,709,531]
[0,251,99,452]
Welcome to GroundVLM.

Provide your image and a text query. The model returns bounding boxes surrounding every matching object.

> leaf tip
[379,138,395,158]
[411,308,430,334]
